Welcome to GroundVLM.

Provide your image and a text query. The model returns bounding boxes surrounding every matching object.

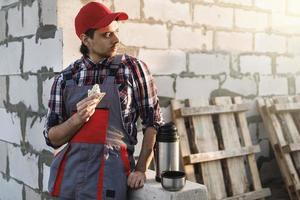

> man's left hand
[127,171,146,189]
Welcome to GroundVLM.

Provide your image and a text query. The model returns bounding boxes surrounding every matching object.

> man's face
[83,21,120,58]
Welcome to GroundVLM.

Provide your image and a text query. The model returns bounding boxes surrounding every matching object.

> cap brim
[92,12,128,30]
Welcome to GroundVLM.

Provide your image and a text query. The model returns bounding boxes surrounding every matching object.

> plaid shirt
[43,54,163,149]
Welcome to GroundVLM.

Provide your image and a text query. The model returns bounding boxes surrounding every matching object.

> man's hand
[127,171,146,189]
[75,94,103,124]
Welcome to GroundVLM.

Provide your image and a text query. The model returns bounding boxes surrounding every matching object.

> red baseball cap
[75,2,128,39]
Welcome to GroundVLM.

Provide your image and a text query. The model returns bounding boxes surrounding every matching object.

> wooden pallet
[257,96,300,200]
[171,96,271,200]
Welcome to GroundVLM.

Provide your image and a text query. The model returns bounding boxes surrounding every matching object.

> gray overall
[48,55,134,200]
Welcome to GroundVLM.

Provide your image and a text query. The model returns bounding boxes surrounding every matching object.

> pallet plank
[188,98,227,199]
[214,96,249,195]
[223,188,271,200]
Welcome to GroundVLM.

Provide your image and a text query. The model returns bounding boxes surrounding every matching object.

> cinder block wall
[0,0,299,199]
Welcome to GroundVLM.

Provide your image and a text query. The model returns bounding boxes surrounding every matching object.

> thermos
[154,122,180,182]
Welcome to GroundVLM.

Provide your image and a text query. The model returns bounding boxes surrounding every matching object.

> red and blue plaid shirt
[43,54,163,149]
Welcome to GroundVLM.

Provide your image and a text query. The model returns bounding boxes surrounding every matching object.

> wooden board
[223,188,271,200]
[214,97,249,195]
[171,100,197,182]
[188,98,227,199]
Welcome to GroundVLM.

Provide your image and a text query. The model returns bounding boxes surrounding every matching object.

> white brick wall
[0,42,22,75]
[23,30,63,73]
[193,5,233,28]
[171,26,213,50]
[254,0,286,13]
[7,1,39,37]
[0,10,5,41]
[8,144,39,189]
[41,0,57,25]
[9,75,39,111]
[235,9,268,31]
[0,176,23,200]
[138,49,186,75]
[42,164,50,192]
[296,76,300,94]
[0,76,6,108]
[25,117,51,152]
[144,0,191,24]
[175,77,219,99]
[259,76,288,95]
[287,0,300,15]
[154,76,175,98]
[189,53,230,75]
[240,55,272,75]
[0,0,18,7]
[272,14,300,34]
[0,108,21,144]
[255,33,286,53]
[288,37,300,55]
[42,77,54,108]
[114,0,140,19]
[219,0,252,6]
[25,185,41,200]
[222,76,257,96]
[161,105,172,123]
[119,22,168,48]
[277,56,300,74]
[215,31,252,52]
[0,140,8,173]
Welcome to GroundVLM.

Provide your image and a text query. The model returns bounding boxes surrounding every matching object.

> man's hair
[80,29,97,56]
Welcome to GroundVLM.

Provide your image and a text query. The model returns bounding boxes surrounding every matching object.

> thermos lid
[157,122,179,142]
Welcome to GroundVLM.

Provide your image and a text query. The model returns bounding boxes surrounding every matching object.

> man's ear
[80,34,90,46]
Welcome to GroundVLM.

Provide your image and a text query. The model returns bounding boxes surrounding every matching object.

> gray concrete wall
[0,0,300,199]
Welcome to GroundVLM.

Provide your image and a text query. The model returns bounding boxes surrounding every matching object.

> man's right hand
[75,94,103,124]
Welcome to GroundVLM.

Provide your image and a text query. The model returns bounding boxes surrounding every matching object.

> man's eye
[104,32,111,38]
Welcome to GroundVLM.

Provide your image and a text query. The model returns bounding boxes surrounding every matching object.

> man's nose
[112,32,119,44]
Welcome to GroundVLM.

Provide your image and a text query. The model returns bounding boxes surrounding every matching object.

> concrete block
[154,76,175,98]
[0,176,23,200]
[7,0,39,37]
[259,76,288,96]
[175,77,219,100]
[189,53,230,75]
[9,75,39,111]
[219,0,252,6]
[0,108,21,144]
[240,55,272,75]
[222,77,257,96]
[296,76,300,94]
[255,33,286,53]
[43,164,50,192]
[0,10,6,41]
[42,77,54,109]
[8,144,39,189]
[114,0,140,19]
[215,31,252,52]
[288,0,300,15]
[272,14,300,34]
[161,105,172,123]
[129,170,208,200]
[0,76,7,108]
[24,30,63,73]
[118,22,168,48]
[26,116,52,152]
[25,185,41,200]
[0,0,18,7]
[138,49,186,75]
[277,56,300,74]
[254,0,285,13]
[171,26,213,51]
[0,140,8,173]
[0,42,22,75]
[41,0,57,25]
[288,36,300,55]
[194,5,233,28]
[144,0,191,24]
[243,98,259,118]
[235,9,268,31]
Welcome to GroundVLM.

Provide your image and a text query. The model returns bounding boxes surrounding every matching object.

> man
[43,2,163,199]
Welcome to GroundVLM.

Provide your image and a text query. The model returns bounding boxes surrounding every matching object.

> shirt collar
[82,55,113,69]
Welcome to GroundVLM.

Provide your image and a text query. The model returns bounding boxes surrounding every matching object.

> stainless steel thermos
[154,122,180,182]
